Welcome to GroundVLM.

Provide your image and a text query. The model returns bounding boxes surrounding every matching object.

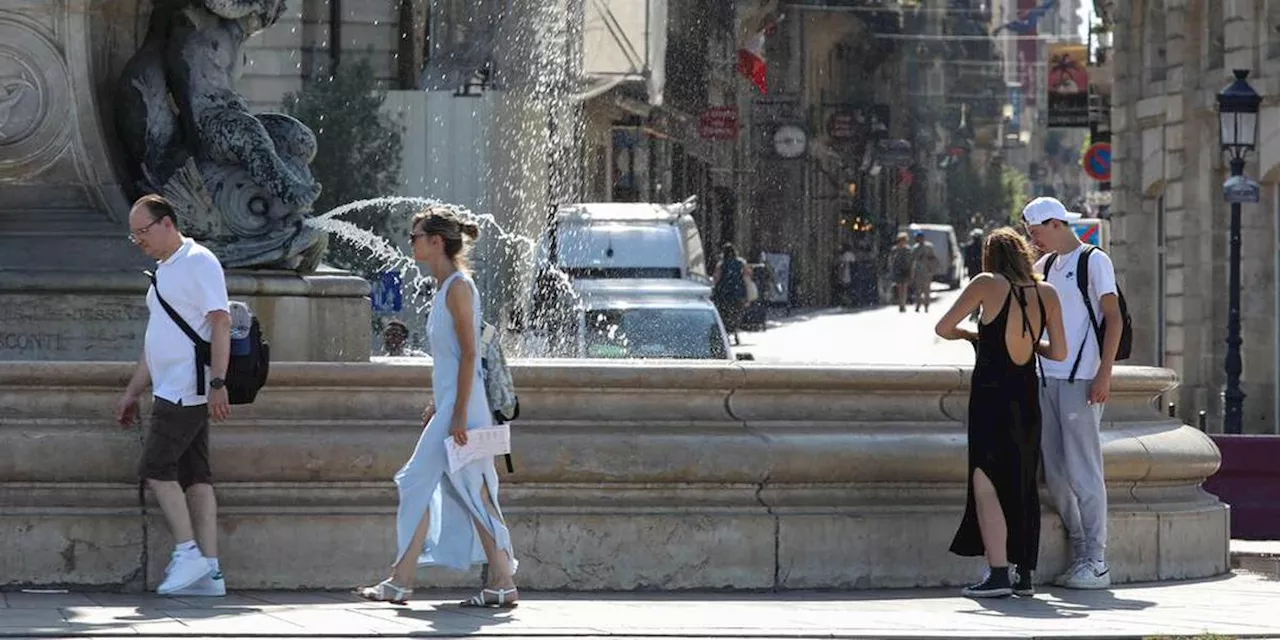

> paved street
[2,570,1278,639]
[739,286,976,365]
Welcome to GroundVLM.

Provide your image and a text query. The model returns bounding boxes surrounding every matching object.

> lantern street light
[1216,69,1263,434]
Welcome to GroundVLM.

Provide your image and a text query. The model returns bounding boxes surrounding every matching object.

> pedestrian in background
[836,243,856,307]
[712,243,753,346]
[910,231,939,313]
[935,227,1067,598]
[888,233,912,312]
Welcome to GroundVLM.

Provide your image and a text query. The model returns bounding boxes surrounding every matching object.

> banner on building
[1016,0,1041,108]
[1007,87,1022,135]
[1047,43,1089,128]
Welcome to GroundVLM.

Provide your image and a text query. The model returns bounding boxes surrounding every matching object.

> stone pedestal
[0,269,371,362]
[0,1,140,269]
[0,361,1229,591]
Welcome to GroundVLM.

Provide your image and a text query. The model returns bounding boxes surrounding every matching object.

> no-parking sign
[1083,142,1111,182]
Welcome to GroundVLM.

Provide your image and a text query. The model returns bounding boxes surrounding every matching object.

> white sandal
[461,587,518,608]
[355,579,413,605]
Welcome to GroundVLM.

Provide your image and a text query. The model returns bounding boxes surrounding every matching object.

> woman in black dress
[935,228,1067,598]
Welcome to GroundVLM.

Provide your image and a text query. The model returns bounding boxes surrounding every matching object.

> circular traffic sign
[1083,142,1111,182]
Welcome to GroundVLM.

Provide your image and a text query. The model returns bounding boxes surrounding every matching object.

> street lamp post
[1216,69,1263,435]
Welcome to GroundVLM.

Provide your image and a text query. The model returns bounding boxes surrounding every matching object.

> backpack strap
[1077,246,1102,338]
[145,270,209,396]
[1067,246,1103,383]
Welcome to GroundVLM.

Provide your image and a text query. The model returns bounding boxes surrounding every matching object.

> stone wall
[1110,0,1280,433]
[0,271,371,363]
[0,361,1228,591]
[237,0,401,112]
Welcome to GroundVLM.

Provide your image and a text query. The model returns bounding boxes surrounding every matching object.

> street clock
[773,124,807,158]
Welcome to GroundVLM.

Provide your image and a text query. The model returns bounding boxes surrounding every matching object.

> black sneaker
[960,567,1013,598]
[1013,566,1034,597]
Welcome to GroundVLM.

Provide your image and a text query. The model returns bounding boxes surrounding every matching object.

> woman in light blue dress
[357,207,519,608]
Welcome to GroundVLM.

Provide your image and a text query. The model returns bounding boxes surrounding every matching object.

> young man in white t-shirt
[1023,197,1124,590]
[115,195,231,596]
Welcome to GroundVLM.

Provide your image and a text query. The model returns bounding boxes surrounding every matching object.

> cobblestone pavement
[2,570,1278,639]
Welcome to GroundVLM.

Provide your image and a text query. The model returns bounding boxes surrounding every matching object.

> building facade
[1108,0,1280,433]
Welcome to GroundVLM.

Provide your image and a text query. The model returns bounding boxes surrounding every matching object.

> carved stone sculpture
[116,0,327,272]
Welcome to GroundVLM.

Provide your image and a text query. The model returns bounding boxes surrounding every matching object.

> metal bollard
[1198,411,1208,432]
[1168,402,1177,417]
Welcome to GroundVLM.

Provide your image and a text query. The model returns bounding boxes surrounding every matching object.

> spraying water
[307,196,580,357]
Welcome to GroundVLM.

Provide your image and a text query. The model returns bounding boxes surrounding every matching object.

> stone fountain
[0,0,367,363]
[0,0,1229,591]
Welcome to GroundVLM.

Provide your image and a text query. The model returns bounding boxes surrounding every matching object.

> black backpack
[1042,246,1133,382]
[146,270,271,405]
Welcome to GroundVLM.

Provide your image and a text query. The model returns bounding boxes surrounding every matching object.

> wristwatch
[209,377,226,390]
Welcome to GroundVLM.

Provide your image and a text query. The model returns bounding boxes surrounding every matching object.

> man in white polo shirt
[115,194,231,596]
[1022,197,1123,590]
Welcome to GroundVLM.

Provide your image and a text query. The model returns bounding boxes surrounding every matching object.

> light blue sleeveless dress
[393,271,516,572]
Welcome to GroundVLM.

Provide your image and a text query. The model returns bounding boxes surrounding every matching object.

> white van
[538,197,709,283]
[901,223,963,290]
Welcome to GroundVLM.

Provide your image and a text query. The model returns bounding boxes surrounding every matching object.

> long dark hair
[982,227,1038,284]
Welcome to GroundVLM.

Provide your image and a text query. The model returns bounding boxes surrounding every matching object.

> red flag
[737,4,783,94]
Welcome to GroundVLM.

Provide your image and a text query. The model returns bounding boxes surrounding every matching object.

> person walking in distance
[910,231,939,313]
[115,194,231,596]
[712,243,753,346]
[1022,197,1123,590]
[888,233,912,312]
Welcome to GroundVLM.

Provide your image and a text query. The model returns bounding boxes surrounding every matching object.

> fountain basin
[0,361,1226,591]
[0,269,371,362]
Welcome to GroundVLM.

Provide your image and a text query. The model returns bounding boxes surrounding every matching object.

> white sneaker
[1052,558,1087,587]
[157,551,213,595]
[1063,560,1111,589]
[171,568,225,597]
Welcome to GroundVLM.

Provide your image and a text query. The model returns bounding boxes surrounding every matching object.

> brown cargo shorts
[139,398,212,489]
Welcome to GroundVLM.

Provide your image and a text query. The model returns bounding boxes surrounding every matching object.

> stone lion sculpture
[116,0,327,272]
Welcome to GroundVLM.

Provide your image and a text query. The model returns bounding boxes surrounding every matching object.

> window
[1206,1,1224,69]
[1269,0,1280,59]
[423,0,509,89]
[1144,0,1167,85]
[583,308,729,360]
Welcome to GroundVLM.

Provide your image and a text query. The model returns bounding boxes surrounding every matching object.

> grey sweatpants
[1039,377,1108,563]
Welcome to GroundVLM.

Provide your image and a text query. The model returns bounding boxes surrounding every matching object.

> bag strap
[1077,246,1102,339]
[1066,246,1103,383]
[1042,253,1057,277]
[146,270,209,395]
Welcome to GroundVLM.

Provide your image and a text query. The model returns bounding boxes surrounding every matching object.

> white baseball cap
[1021,197,1081,225]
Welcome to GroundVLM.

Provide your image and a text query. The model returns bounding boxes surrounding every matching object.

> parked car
[515,197,712,342]
[523,278,749,361]
[900,223,963,290]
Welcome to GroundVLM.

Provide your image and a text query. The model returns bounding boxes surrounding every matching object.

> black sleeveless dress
[949,283,1046,570]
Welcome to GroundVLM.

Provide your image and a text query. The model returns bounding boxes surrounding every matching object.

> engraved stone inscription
[0,294,148,361]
